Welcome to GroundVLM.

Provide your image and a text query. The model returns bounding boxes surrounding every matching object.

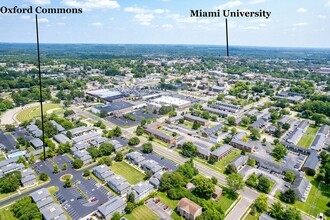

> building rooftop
[97,196,126,217]
[211,144,232,157]
[177,198,202,217]
[95,101,134,113]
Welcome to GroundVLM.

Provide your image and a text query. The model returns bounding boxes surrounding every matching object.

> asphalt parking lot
[12,128,33,142]
[0,131,17,151]
[142,152,178,172]
[107,109,158,127]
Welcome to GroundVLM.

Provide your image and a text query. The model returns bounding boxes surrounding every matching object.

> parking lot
[0,131,17,151]
[142,151,178,172]
[281,151,306,171]
[145,198,172,220]
[107,109,158,127]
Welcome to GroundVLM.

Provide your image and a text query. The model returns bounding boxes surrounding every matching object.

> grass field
[0,206,16,220]
[245,213,260,220]
[0,153,5,161]
[297,135,314,149]
[155,192,182,219]
[217,189,237,212]
[293,179,330,217]
[125,205,158,220]
[306,126,319,135]
[111,161,146,185]
[16,104,63,122]
[214,149,241,173]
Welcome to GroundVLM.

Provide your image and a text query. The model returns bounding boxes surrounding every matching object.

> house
[73,150,93,165]
[144,128,175,144]
[90,137,108,147]
[30,138,43,149]
[278,116,290,126]
[40,203,66,220]
[286,129,303,145]
[149,177,160,189]
[153,171,165,181]
[302,152,319,172]
[97,196,126,219]
[50,120,65,133]
[68,126,94,137]
[212,185,223,200]
[210,144,232,160]
[70,142,90,154]
[126,151,146,166]
[53,134,71,144]
[93,165,114,182]
[310,125,329,151]
[201,124,223,137]
[0,162,24,175]
[291,176,312,202]
[230,139,255,152]
[107,175,131,196]
[109,139,124,151]
[177,198,203,220]
[26,124,42,137]
[30,188,52,208]
[130,181,155,202]
[184,114,209,126]
[20,168,37,187]
[197,146,210,160]
[72,132,102,144]
[249,118,267,130]
[141,160,163,174]
[229,155,248,170]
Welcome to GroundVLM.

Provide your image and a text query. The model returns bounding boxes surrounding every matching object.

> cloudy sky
[0,0,329,48]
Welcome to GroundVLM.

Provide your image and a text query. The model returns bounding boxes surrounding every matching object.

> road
[64,107,315,220]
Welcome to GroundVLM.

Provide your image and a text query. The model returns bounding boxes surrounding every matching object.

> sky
[0,0,329,48]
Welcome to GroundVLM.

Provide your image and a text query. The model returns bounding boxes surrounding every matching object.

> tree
[145,170,153,179]
[226,173,245,194]
[231,127,237,135]
[128,137,140,146]
[280,189,297,204]
[284,171,295,183]
[196,208,223,220]
[113,126,122,137]
[282,123,290,130]
[181,142,198,158]
[211,176,218,185]
[306,169,316,176]
[270,201,284,220]
[62,163,67,170]
[112,212,121,220]
[208,155,218,165]
[142,142,153,153]
[115,151,124,161]
[127,192,135,203]
[66,131,72,139]
[159,172,185,192]
[11,196,42,220]
[5,124,15,132]
[72,158,83,169]
[246,173,258,188]
[99,143,114,156]
[83,169,90,177]
[64,177,72,187]
[192,120,201,130]
[227,116,236,126]
[136,126,144,136]
[99,110,107,118]
[257,176,272,193]
[254,194,268,213]
[250,128,261,140]
[53,164,60,173]
[87,147,101,159]
[125,202,135,214]
[311,113,326,126]
[192,175,215,199]
[247,158,256,167]
[0,171,22,193]
[242,117,251,126]
[223,125,229,132]
[271,143,287,161]
[98,156,112,166]
[284,207,302,220]
[148,135,155,141]
[226,164,238,174]
[28,154,36,164]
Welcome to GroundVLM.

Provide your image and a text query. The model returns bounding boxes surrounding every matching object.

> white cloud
[38,18,49,23]
[248,0,266,4]
[154,9,169,14]
[293,22,308,26]
[297,8,307,13]
[214,0,242,9]
[244,26,259,30]
[90,22,103,26]
[61,0,119,10]
[162,24,173,29]
[124,6,147,13]
[326,1,330,7]
[317,15,326,19]
[29,0,51,5]
[134,14,154,25]
[20,15,31,20]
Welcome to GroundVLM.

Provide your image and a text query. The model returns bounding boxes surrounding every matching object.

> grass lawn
[245,213,260,220]
[306,126,319,135]
[297,135,314,149]
[125,205,158,220]
[111,161,146,185]
[155,192,182,219]
[0,206,16,220]
[214,149,241,173]
[0,153,5,161]
[293,179,330,217]
[16,104,63,122]
[217,189,237,212]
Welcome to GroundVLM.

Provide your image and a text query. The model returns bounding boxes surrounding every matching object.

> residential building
[53,134,71,144]
[302,152,319,172]
[211,144,232,160]
[201,124,223,137]
[130,181,155,202]
[93,165,114,182]
[68,126,94,137]
[126,151,146,166]
[141,160,163,174]
[40,203,66,220]
[229,155,248,170]
[144,127,175,144]
[30,138,43,149]
[50,120,65,133]
[197,146,210,160]
[97,196,126,219]
[149,177,160,189]
[184,114,209,126]
[30,188,52,205]
[291,176,312,202]
[107,175,131,196]
[177,198,202,220]
[210,101,240,113]
[20,168,37,187]
[202,106,231,117]
[230,139,255,152]
[73,150,93,165]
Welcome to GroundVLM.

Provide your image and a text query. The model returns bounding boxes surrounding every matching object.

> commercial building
[177,198,202,220]
[151,95,191,109]
[87,89,127,102]
[91,101,136,117]
[97,196,126,219]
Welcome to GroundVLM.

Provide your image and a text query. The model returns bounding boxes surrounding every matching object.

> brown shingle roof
[177,198,201,216]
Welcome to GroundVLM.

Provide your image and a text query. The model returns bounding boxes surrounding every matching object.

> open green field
[0,153,5,161]
[125,205,158,220]
[293,179,330,217]
[16,104,63,122]
[214,149,241,173]
[306,126,319,135]
[297,135,314,149]
[0,206,16,220]
[111,161,146,185]
[218,189,237,212]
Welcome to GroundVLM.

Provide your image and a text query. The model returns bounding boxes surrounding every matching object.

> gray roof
[211,144,232,157]
[318,125,329,135]
[53,134,71,144]
[108,175,127,187]
[202,124,223,136]
[74,150,92,162]
[278,116,290,124]
[21,174,36,184]
[73,132,102,143]
[291,176,310,199]
[230,155,248,169]
[202,106,231,116]
[0,158,17,169]
[30,188,51,202]
[184,114,208,123]
[96,101,133,113]
[50,120,65,132]
[25,147,49,158]
[126,151,146,163]
[40,203,65,220]
[230,139,254,149]
[303,152,319,170]
[153,171,165,180]
[250,118,266,129]
[145,128,174,141]
[36,197,54,209]
[30,138,43,148]
[68,126,93,135]
[149,177,160,187]
[233,132,246,140]
[97,196,126,217]
[1,163,24,173]
[310,134,325,151]
[297,120,309,131]
[286,129,303,144]
[166,115,184,123]
[21,168,34,177]
[93,165,110,174]
[27,124,39,132]
[132,181,154,195]
[197,146,210,157]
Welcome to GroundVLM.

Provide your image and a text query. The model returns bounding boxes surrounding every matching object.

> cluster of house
[144,122,175,145]
[30,188,66,220]
[0,157,37,187]
[310,125,329,151]
[196,144,232,161]
[286,120,309,145]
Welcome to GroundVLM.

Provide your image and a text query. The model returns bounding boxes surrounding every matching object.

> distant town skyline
[0,0,329,48]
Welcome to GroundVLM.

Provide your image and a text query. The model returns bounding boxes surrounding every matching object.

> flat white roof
[88,89,122,98]
[152,95,190,106]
